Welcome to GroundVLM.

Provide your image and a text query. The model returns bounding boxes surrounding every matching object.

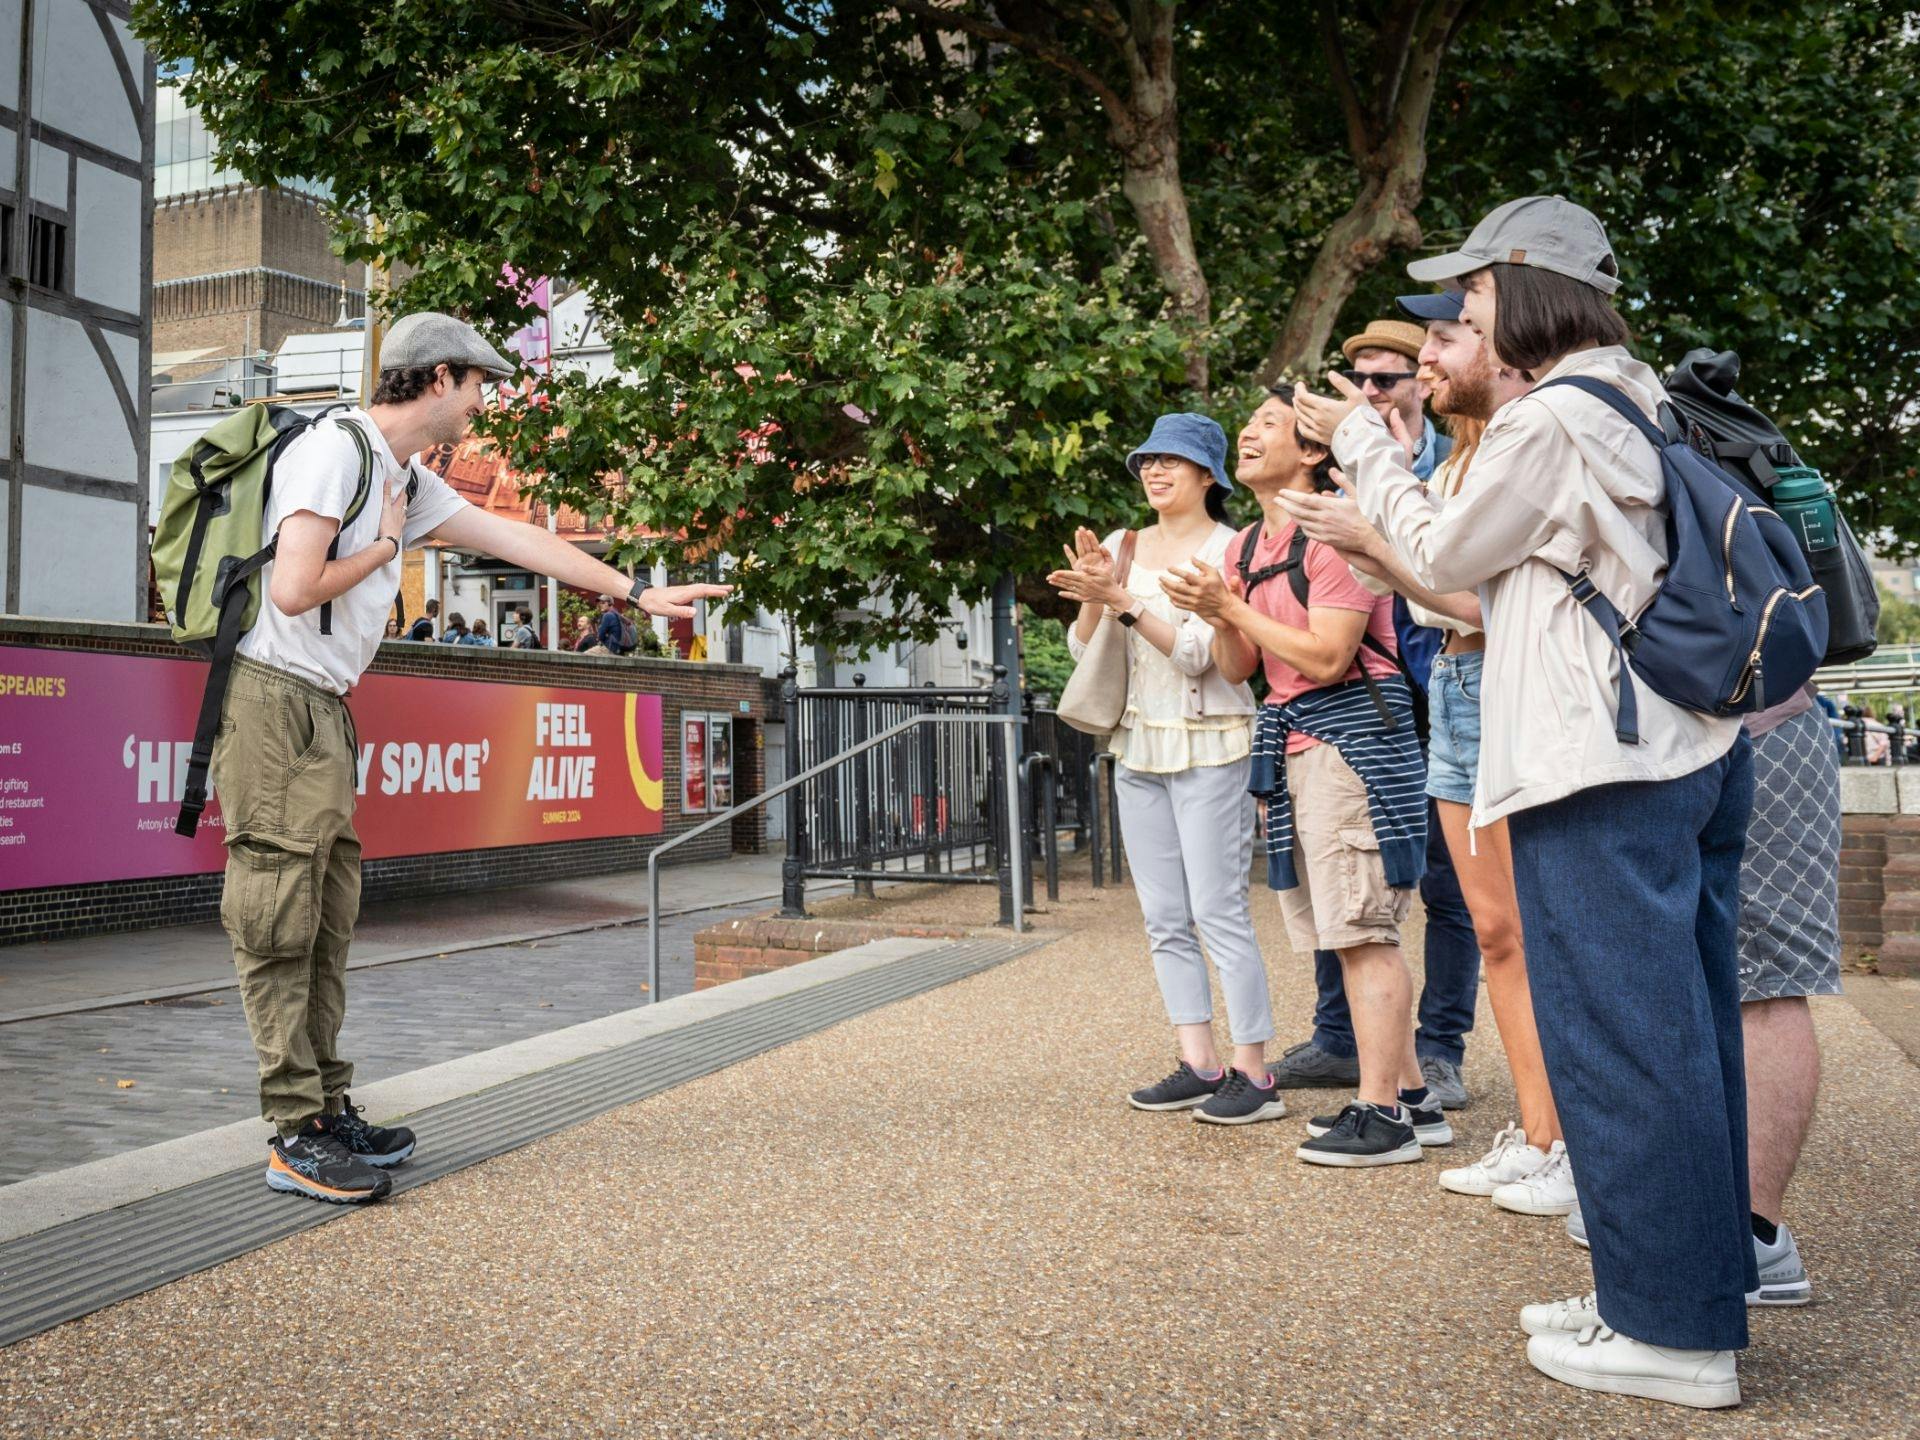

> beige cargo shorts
[1275,741,1411,954]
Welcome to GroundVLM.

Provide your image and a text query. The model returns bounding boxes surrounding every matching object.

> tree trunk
[1257,175,1422,385]
[1116,69,1210,393]
[1256,0,1475,386]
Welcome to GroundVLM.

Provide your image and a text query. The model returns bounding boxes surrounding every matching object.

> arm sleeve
[402,462,470,546]
[1334,403,1561,593]
[1302,538,1378,613]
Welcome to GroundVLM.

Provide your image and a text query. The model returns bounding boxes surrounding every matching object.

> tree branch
[891,0,1134,135]
[1316,2,1377,162]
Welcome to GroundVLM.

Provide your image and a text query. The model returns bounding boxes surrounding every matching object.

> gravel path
[3,861,1914,1438]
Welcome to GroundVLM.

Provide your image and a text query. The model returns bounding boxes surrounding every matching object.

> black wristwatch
[1116,602,1141,629]
[627,574,652,605]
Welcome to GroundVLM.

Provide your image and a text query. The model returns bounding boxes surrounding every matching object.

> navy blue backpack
[1540,375,1828,744]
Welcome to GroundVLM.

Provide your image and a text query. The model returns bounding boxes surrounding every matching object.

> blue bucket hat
[1126,412,1232,491]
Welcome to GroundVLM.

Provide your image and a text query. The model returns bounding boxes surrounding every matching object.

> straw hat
[1341,320,1427,364]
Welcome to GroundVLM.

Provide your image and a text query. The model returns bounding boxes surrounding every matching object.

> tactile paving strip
[0,936,1045,1349]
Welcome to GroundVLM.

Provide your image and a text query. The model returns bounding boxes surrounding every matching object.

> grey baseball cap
[380,311,517,379]
[1406,195,1620,295]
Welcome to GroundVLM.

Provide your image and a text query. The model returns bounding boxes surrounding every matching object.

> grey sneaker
[1269,1040,1360,1089]
[1748,1224,1812,1306]
[1567,1199,1589,1249]
[1418,1054,1470,1110]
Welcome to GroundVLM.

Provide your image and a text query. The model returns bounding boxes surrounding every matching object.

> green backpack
[151,403,375,837]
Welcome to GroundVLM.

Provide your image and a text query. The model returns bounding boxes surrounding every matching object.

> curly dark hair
[371,362,473,406]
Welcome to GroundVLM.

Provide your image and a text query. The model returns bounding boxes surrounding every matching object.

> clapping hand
[1290,373,1369,446]
[1047,527,1127,608]
[1161,559,1236,623]
[1270,473,1379,557]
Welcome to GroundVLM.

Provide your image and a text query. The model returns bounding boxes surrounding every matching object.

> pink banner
[0,646,664,891]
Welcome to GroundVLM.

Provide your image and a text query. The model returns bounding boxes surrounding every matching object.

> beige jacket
[1066,523,1257,721]
[1335,346,1739,828]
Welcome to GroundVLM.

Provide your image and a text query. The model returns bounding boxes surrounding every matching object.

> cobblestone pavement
[0,903,761,1185]
[2,866,1914,1438]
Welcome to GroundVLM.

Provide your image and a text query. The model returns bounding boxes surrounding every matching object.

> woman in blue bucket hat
[1048,413,1276,1125]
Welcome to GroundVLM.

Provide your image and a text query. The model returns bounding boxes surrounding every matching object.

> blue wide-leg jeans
[1508,737,1759,1351]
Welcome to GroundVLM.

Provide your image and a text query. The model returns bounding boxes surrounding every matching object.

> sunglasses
[1339,368,1419,391]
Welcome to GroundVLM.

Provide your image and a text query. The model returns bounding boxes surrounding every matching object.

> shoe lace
[1215,1068,1250,1099]
[1534,1145,1573,1189]
[329,1102,369,1146]
[1478,1122,1523,1168]
[1327,1102,1367,1138]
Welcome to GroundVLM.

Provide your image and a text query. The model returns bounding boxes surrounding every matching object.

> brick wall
[1838,813,1890,959]
[0,620,773,945]
[692,916,970,991]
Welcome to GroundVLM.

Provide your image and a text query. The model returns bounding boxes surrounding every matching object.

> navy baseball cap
[1395,290,1465,323]
[1126,412,1233,491]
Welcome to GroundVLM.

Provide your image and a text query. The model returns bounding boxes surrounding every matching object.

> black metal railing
[1834,710,1920,766]
[778,668,1114,918]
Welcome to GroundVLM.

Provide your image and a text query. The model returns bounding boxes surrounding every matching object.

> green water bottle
[1771,469,1838,552]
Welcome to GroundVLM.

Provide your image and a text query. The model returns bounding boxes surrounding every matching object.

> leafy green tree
[138,0,1920,652]
[1021,617,1077,705]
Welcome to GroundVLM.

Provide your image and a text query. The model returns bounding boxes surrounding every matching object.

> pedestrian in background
[407,597,439,641]
[462,617,495,647]
[439,611,469,643]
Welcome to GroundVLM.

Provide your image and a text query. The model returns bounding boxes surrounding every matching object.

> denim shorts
[1425,650,1483,806]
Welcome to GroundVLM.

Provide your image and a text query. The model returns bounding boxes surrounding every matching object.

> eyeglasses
[1340,368,1419,392]
[1135,453,1189,473]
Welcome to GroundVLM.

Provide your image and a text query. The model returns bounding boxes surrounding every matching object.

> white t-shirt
[237,409,468,693]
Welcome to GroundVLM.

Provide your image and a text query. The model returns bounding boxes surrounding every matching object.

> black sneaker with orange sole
[266,1118,392,1203]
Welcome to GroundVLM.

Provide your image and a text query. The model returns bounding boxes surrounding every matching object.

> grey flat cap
[381,311,517,379]
[1407,195,1620,295]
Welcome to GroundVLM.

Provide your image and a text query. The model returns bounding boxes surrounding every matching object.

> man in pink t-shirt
[1237,519,1401,753]
[1164,388,1430,1170]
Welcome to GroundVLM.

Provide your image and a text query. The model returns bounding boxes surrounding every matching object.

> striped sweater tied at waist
[1249,677,1428,892]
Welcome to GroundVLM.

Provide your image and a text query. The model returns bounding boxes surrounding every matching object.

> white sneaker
[1519,1290,1601,1337]
[1526,1326,1739,1409]
[1491,1139,1577,1216]
[1748,1223,1813,1306]
[1438,1122,1546,1197]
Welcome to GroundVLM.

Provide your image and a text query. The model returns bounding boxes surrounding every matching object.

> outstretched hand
[638,582,732,620]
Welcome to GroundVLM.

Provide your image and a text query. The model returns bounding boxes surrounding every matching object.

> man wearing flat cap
[216,312,728,1206]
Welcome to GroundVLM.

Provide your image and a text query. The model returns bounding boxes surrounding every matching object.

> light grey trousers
[1113,756,1275,1046]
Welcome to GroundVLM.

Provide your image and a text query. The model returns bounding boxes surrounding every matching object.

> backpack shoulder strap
[317,414,381,638]
[1535,375,1666,448]
[1285,527,1311,609]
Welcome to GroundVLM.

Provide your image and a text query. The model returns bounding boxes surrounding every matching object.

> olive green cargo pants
[211,657,361,1137]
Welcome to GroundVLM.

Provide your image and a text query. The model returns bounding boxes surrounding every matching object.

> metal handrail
[646,713,1025,1000]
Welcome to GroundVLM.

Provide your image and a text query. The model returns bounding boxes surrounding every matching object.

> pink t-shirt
[1234,521,1399,754]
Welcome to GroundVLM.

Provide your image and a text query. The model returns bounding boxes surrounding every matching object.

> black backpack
[1236,525,1428,743]
[1664,348,1878,666]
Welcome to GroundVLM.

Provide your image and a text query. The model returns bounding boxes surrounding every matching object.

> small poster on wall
[708,717,734,811]
[682,715,709,813]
